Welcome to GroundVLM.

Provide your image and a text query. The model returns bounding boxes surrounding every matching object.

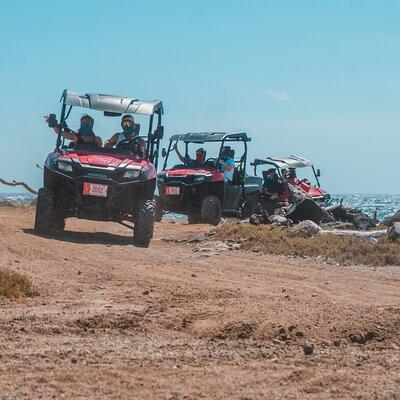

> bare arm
[174,144,186,163]
[44,116,76,141]
[104,133,119,148]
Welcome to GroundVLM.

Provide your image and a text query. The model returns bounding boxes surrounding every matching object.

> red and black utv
[251,155,330,205]
[34,89,164,246]
[156,132,262,225]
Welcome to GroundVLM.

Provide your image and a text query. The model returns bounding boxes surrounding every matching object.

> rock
[352,212,376,230]
[386,222,400,242]
[269,214,289,226]
[285,198,331,224]
[0,199,25,208]
[291,220,322,237]
[320,221,355,230]
[302,342,314,355]
[381,209,400,227]
[142,290,150,295]
[249,213,270,226]
[328,204,376,230]
[322,229,386,239]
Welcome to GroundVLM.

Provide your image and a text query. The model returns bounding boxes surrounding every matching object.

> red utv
[156,132,262,225]
[251,155,330,205]
[34,89,164,246]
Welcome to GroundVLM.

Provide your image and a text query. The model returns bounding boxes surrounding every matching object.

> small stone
[142,290,150,295]
[191,273,197,278]
[291,220,322,237]
[77,271,81,275]
[71,358,78,364]
[303,342,314,355]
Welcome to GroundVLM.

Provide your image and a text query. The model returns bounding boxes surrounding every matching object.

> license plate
[83,182,108,197]
[165,186,180,196]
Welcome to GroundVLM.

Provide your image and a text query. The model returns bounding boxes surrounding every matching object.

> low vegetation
[217,222,400,266]
[0,268,37,299]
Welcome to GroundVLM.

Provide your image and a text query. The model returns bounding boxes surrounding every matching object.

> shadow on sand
[23,228,134,246]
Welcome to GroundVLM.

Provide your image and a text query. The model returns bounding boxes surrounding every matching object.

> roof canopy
[252,155,314,169]
[168,132,250,143]
[61,89,163,116]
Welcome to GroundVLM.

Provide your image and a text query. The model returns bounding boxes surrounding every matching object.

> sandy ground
[0,206,399,399]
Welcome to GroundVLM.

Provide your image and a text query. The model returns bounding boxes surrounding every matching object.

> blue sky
[0,0,399,193]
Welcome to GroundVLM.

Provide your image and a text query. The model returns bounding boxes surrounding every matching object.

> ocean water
[331,194,400,221]
[1,192,399,222]
[0,192,35,204]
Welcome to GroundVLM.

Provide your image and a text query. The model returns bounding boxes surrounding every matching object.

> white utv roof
[61,89,163,116]
[253,155,314,169]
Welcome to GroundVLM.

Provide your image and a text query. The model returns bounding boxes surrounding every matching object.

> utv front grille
[164,175,196,185]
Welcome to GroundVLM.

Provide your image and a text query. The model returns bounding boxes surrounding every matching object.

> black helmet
[121,114,134,127]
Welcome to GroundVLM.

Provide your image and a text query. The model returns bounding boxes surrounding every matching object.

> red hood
[308,186,326,198]
[58,150,156,179]
[163,167,217,177]
[160,167,224,182]
[297,180,327,198]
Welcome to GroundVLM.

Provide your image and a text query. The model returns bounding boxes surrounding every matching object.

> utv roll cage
[56,89,165,167]
[251,155,321,187]
[162,132,251,173]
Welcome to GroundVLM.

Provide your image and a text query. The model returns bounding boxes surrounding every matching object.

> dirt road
[0,206,399,399]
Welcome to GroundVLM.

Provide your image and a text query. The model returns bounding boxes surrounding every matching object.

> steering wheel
[116,137,143,156]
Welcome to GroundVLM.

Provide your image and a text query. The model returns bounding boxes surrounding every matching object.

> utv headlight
[57,161,73,173]
[123,170,141,179]
[194,175,205,182]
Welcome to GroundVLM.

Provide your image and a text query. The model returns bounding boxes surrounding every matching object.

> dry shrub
[216,223,400,266]
[0,268,37,299]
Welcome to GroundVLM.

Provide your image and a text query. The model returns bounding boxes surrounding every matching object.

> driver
[173,144,206,165]
[104,114,146,155]
[44,114,102,146]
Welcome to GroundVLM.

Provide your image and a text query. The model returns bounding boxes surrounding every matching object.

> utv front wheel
[34,187,55,234]
[134,199,155,247]
[52,215,66,230]
[200,195,222,226]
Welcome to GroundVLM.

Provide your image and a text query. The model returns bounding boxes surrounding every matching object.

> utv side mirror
[316,169,321,177]
[162,148,167,158]
[154,125,164,140]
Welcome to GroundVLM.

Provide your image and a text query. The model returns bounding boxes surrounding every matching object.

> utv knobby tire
[34,187,55,234]
[187,209,202,224]
[154,196,164,223]
[134,199,155,247]
[200,195,222,226]
[52,216,66,231]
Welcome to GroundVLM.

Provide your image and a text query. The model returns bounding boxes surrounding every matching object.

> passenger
[44,114,102,146]
[173,144,206,165]
[104,114,146,155]
[262,168,282,198]
[219,147,235,181]
[284,168,299,185]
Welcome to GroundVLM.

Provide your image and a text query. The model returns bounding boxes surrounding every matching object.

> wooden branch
[0,178,38,195]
